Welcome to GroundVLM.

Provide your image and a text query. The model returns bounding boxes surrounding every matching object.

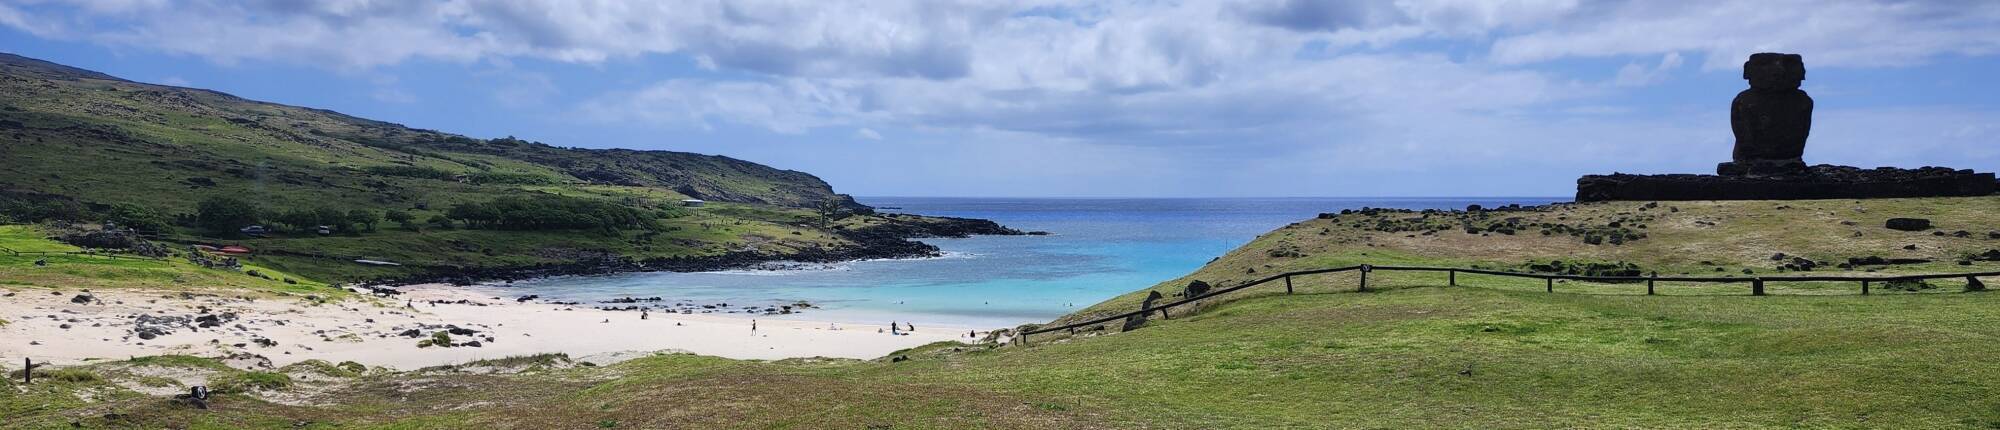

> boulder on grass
[1884,218,1931,231]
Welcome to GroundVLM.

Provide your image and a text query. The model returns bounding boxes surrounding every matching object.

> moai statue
[1718,53,1813,176]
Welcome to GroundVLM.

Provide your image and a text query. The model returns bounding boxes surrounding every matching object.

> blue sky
[3,1,1998,197]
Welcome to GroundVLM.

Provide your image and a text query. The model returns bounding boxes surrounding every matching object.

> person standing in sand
[751,319,757,332]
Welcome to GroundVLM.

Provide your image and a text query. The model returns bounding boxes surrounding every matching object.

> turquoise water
[498,197,1561,329]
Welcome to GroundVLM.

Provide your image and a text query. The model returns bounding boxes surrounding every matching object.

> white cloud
[1488,0,2000,69]
[1613,52,1684,87]
[371,88,418,104]
[6,0,1998,195]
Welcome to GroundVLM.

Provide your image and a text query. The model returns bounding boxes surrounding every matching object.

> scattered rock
[1885,218,1932,231]
[1183,280,1212,298]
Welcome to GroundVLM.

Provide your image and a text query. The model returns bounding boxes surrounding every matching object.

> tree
[427,214,455,230]
[385,210,417,231]
[274,208,320,232]
[313,207,350,233]
[195,196,259,235]
[105,204,171,234]
[348,209,380,232]
[814,199,850,228]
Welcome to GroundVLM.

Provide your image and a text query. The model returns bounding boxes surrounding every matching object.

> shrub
[364,165,455,180]
[213,371,291,393]
[446,194,655,233]
[467,172,558,185]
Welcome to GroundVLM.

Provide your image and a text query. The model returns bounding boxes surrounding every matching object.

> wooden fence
[1017,264,1998,344]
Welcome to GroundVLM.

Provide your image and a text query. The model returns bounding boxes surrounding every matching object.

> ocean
[494,197,1563,329]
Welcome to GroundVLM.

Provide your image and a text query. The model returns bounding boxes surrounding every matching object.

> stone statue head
[1743,53,1805,90]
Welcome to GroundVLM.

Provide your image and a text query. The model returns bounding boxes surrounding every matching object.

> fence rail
[1017,264,1998,343]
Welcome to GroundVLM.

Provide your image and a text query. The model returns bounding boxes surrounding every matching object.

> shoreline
[0,284,985,371]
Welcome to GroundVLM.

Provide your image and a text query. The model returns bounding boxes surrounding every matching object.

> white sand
[0,284,977,370]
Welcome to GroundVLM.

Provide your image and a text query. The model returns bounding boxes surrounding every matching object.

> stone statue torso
[1720,53,1813,176]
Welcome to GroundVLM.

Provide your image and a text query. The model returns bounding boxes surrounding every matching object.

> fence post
[1752,279,1766,296]
[1358,265,1370,292]
[1545,277,1553,293]
[23,358,31,384]
[1861,280,1870,295]
[1646,272,1656,296]
[1448,270,1456,286]
[1285,275,1293,295]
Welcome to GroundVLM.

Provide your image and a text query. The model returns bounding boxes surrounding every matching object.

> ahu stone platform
[1575,165,1998,202]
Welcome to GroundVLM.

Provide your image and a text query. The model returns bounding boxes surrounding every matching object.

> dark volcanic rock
[1183,280,1212,298]
[1123,290,1164,332]
[1884,218,1932,232]
[1577,166,1996,202]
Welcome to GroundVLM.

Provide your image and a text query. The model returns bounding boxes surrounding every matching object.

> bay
[496,197,1563,329]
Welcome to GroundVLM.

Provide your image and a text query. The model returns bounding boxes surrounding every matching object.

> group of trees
[195,196,379,236]
[188,193,683,237]
[444,194,658,234]
[271,207,379,234]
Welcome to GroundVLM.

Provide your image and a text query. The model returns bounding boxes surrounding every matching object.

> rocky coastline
[368,215,1032,286]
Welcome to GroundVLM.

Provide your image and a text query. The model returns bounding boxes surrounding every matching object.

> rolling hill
[0,53,1015,284]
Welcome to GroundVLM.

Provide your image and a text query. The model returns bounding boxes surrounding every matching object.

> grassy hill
[0,53,1008,284]
[6,198,1998,428]
[1060,196,2000,325]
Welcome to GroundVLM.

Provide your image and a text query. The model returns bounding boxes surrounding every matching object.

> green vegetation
[211,371,293,393]
[0,224,336,295]
[1067,197,2000,323]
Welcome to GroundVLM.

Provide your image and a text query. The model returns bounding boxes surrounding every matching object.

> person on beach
[890,321,899,335]
[751,319,758,332]
[906,322,915,332]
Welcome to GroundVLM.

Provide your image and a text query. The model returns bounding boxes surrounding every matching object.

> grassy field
[1063,197,2000,325]
[0,225,336,296]
[4,280,1996,428]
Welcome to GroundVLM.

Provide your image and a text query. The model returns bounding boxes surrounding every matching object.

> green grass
[0,225,341,296]
[1065,197,2000,325]
[5,283,1996,428]
[211,371,293,393]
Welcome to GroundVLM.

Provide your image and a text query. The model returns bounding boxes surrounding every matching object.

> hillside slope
[1058,196,2000,325]
[0,53,1014,283]
[0,53,849,210]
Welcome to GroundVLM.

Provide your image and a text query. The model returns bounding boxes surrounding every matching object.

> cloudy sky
[3,0,1998,197]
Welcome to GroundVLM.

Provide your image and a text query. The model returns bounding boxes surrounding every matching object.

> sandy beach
[0,284,979,370]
